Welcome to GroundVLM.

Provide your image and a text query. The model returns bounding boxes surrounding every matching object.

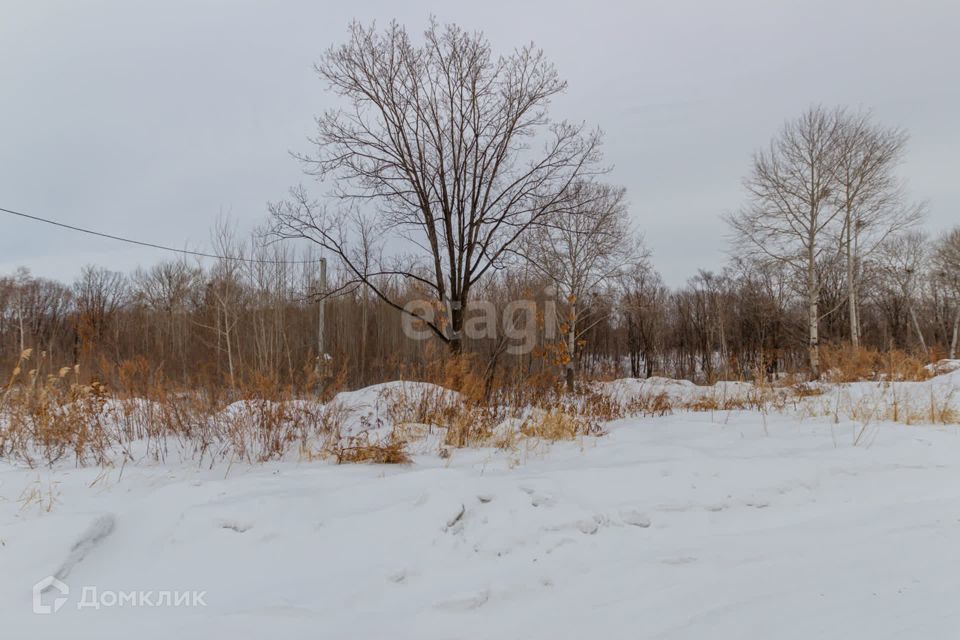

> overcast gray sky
[1,0,957,287]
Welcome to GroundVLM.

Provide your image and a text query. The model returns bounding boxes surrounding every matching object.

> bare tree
[727,106,843,379]
[933,228,960,358]
[205,219,245,388]
[271,19,603,353]
[872,232,928,352]
[73,265,127,363]
[522,181,645,391]
[830,110,924,348]
[132,260,200,382]
[623,265,667,379]
[13,267,31,354]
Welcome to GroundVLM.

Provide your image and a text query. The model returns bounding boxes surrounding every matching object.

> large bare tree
[271,20,603,353]
[727,106,843,379]
[830,111,924,348]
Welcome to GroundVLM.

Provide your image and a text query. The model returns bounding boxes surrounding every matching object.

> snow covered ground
[4,376,960,638]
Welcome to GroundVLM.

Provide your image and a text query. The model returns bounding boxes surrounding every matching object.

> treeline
[1,224,957,391]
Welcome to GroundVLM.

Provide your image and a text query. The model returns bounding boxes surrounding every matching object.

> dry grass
[374,358,616,450]
[519,408,602,441]
[629,391,674,417]
[792,383,826,398]
[794,381,960,431]
[18,475,61,513]
[820,345,932,383]
[329,432,411,465]
[0,351,346,467]
[2,347,958,469]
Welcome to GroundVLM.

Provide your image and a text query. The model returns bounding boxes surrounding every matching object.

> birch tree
[830,111,924,348]
[727,106,842,379]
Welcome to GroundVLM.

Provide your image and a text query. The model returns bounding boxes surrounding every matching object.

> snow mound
[927,359,960,377]
[328,380,460,437]
[597,377,767,406]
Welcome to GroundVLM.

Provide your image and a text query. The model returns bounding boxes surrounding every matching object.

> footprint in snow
[619,509,652,528]
[444,504,466,532]
[545,537,576,554]
[576,519,600,535]
[413,493,430,507]
[434,589,490,611]
[387,570,408,584]
[52,514,115,582]
[544,516,605,536]
[530,493,555,508]
[220,520,252,533]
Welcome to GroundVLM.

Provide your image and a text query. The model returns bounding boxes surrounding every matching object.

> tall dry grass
[0,350,347,467]
[2,347,957,469]
[819,344,932,383]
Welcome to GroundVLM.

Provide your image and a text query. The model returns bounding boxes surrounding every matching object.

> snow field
[4,380,960,639]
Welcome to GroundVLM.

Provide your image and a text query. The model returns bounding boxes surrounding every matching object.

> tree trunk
[717,307,729,379]
[360,295,368,384]
[846,214,860,349]
[17,297,24,354]
[448,300,464,355]
[566,307,577,393]
[224,305,235,389]
[908,305,928,356]
[951,308,960,360]
[808,250,821,380]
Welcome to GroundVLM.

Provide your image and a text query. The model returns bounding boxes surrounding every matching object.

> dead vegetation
[329,432,411,465]
[1,348,958,469]
[0,350,346,467]
[819,345,932,383]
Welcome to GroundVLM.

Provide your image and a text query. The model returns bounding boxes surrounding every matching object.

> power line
[0,205,321,265]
